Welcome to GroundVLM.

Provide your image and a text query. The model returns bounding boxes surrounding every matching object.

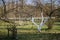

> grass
[0,20,60,40]
[17,33,60,40]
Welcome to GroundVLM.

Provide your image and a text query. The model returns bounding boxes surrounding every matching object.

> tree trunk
[47,17,54,29]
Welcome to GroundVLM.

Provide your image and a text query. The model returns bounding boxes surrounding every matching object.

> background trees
[0,0,60,29]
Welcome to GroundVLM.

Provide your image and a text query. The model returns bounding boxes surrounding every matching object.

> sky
[0,0,60,6]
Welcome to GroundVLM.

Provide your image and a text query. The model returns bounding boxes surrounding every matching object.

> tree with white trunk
[31,11,49,32]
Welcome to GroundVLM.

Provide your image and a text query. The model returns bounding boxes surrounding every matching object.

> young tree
[31,0,60,31]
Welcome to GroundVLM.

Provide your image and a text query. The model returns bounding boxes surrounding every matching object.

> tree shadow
[17,32,60,40]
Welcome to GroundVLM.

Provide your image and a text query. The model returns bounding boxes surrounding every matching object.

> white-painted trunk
[39,11,44,31]
[31,11,49,32]
[31,17,40,31]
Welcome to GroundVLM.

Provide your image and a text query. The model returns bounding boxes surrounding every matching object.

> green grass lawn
[0,20,60,40]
